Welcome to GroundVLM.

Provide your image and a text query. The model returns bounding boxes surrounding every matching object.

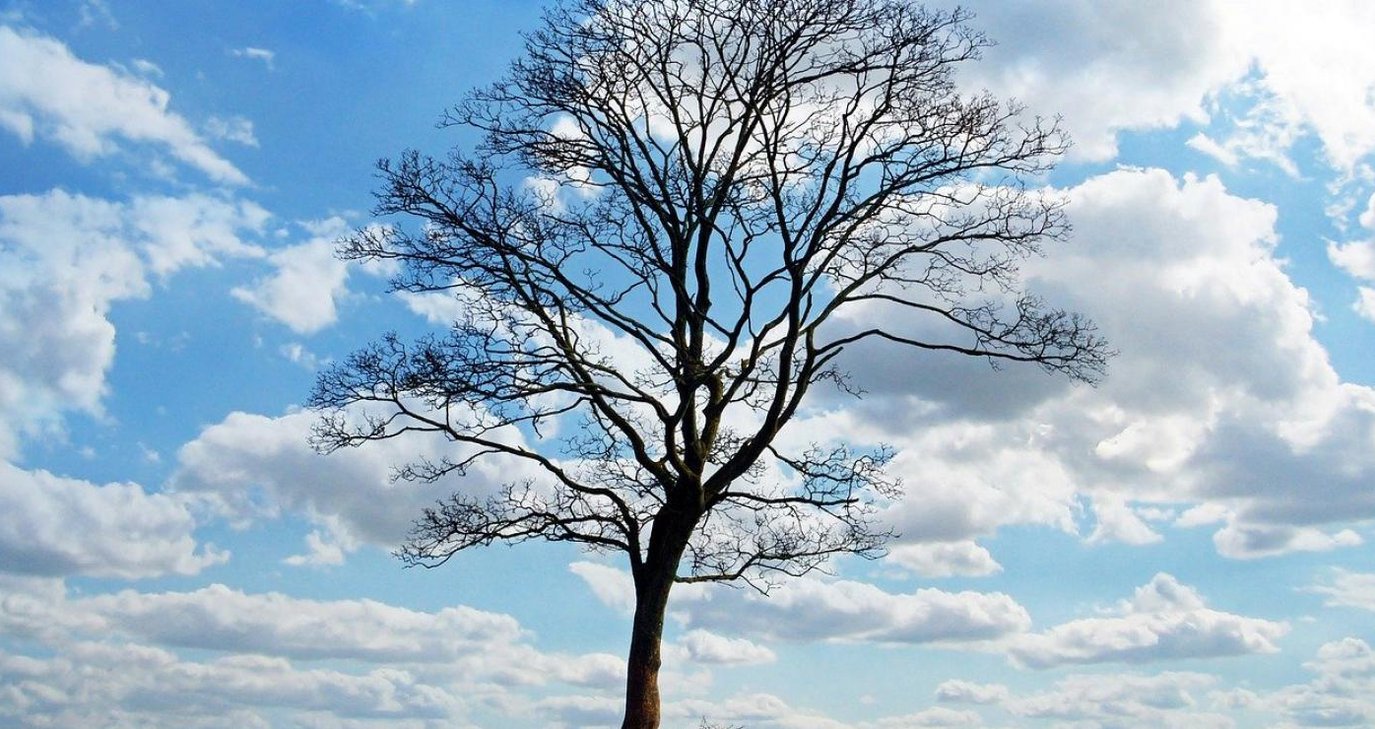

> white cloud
[677,630,776,666]
[1211,522,1362,560]
[1308,637,1375,680]
[1186,132,1239,167]
[946,0,1375,175]
[0,193,143,455]
[231,46,275,70]
[1189,76,1307,176]
[0,25,247,184]
[1039,169,1317,418]
[934,680,1009,706]
[170,408,533,556]
[283,526,356,567]
[568,561,636,616]
[535,694,622,728]
[669,691,853,729]
[0,643,461,727]
[884,542,1002,578]
[204,115,258,147]
[233,237,350,334]
[0,575,99,643]
[232,217,395,334]
[954,0,1250,161]
[1328,240,1375,281]
[88,583,526,663]
[0,463,225,579]
[869,706,983,728]
[1174,502,1229,528]
[0,575,646,727]
[672,692,994,729]
[1004,671,1230,728]
[130,194,269,275]
[130,58,162,77]
[1009,573,1288,668]
[1225,638,1375,728]
[1327,240,1375,322]
[1308,569,1375,612]
[77,0,117,30]
[1356,286,1375,322]
[685,578,1028,646]
[1086,496,1164,546]
[868,416,1080,546]
[0,189,266,457]
[933,641,1375,729]
[568,561,1029,647]
[1219,1,1375,171]
[838,168,1375,557]
[280,341,324,370]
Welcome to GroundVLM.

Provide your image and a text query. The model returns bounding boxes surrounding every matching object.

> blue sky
[3,1,1375,727]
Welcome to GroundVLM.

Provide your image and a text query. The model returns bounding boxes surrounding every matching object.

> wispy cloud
[0,26,249,184]
[230,46,275,70]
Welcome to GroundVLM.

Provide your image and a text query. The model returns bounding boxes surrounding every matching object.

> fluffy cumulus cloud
[86,584,527,663]
[232,218,355,334]
[0,192,143,456]
[1003,672,1232,728]
[945,0,1375,175]
[707,580,1029,645]
[1212,638,1375,728]
[0,576,636,728]
[829,167,1375,559]
[1328,239,1375,281]
[0,189,267,457]
[666,692,854,729]
[931,0,1375,333]
[1328,237,1375,323]
[1209,520,1364,561]
[1008,573,1288,668]
[934,680,1009,705]
[170,408,535,560]
[569,561,1030,646]
[0,642,465,728]
[873,419,1080,546]
[1039,169,1326,431]
[0,25,247,184]
[953,0,1249,161]
[535,694,623,728]
[932,639,1375,728]
[867,706,983,728]
[0,463,224,579]
[170,409,426,548]
[1287,639,1375,723]
[884,542,1002,578]
[1042,170,1375,539]
[667,691,998,729]
[1217,0,1375,171]
[1198,0,1375,329]
[676,630,776,666]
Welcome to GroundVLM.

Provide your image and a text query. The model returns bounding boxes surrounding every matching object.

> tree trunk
[621,505,696,729]
[620,569,674,729]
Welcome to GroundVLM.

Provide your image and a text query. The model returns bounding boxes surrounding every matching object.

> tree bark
[621,570,673,729]
[621,505,696,729]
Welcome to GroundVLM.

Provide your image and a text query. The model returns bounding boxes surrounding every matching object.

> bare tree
[309,0,1109,726]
